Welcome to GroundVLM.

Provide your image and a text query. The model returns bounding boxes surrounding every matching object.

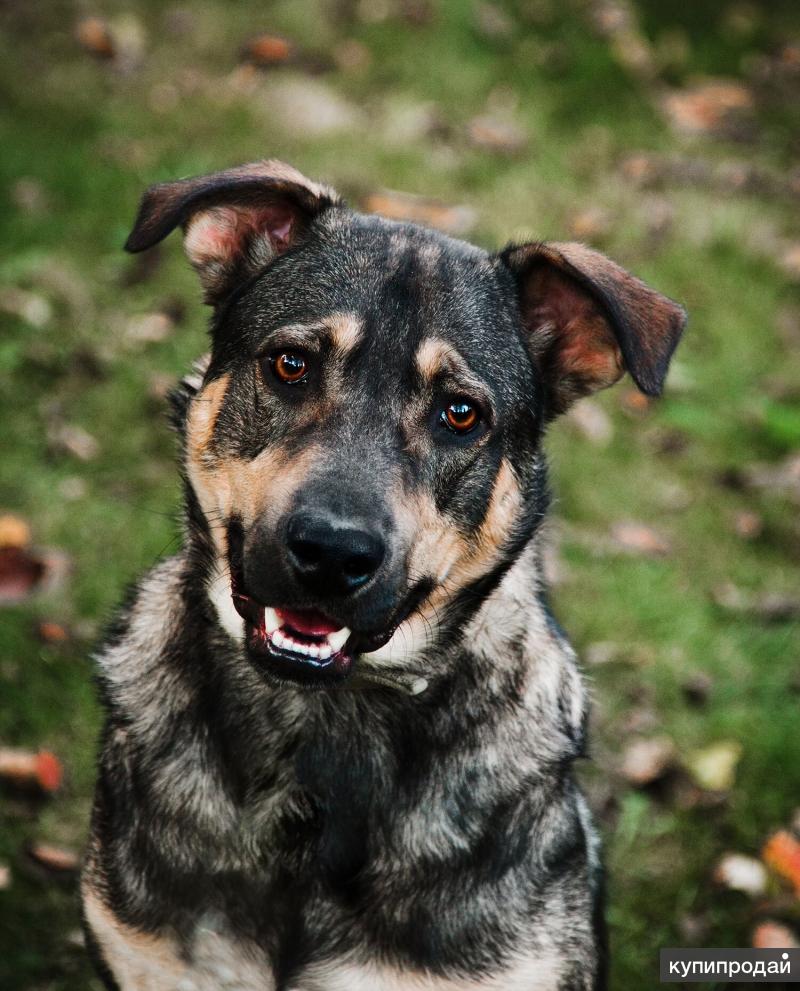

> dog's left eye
[441,400,480,434]
[268,350,309,385]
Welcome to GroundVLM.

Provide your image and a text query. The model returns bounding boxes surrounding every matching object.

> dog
[80,160,686,990]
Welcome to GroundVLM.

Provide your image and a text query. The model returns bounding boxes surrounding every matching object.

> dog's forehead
[231,210,518,357]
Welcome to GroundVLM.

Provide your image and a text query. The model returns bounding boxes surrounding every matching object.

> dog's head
[126,160,686,689]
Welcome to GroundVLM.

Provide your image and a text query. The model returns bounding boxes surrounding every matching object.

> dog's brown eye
[442,400,480,434]
[271,351,308,384]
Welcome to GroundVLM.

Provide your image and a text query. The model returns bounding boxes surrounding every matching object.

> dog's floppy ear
[124,160,340,303]
[500,241,687,415]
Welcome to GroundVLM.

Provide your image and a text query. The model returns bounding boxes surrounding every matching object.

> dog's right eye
[267,351,309,385]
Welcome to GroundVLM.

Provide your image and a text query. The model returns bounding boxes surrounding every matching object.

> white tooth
[306,643,320,658]
[326,627,351,653]
[272,630,286,648]
[293,640,309,656]
[318,645,332,660]
[264,607,280,635]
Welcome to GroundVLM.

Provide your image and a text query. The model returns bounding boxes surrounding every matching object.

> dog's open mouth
[231,586,355,684]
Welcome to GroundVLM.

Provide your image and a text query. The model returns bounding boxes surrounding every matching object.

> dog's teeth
[306,643,320,659]
[272,630,286,648]
[264,607,280,635]
[326,627,350,653]
[318,645,332,660]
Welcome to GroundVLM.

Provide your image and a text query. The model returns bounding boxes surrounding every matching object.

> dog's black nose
[286,513,385,595]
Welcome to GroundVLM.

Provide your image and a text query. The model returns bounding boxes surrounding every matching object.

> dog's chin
[231,592,395,688]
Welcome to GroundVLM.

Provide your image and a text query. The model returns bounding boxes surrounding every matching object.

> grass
[1,1,799,988]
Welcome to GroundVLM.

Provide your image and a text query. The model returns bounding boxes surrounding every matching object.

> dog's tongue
[276,608,341,638]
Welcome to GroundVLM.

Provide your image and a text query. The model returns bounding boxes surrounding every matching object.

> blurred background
[1,1,799,987]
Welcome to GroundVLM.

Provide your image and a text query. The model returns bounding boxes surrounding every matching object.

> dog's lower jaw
[206,560,431,693]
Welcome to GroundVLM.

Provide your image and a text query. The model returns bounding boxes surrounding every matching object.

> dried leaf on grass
[242,34,294,67]
[26,843,79,876]
[362,191,476,235]
[685,741,742,792]
[733,510,763,540]
[661,80,755,138]
[762,831,800,896]
[0,514,32,549]
[124,310,176,345]
[713,853,768,897]
[711,582,800,622]
[75,14,145,72]
[752,920,800,949]
[47,422,100,462]
[0,747,63,794]
[565,399,613,446]
[466,115,528,155]
[75,17,115,59]
[610,522,671,557]
[36,620,70,644]
[0,288,52,328]
[620,736,676,787]
[0,546,46,603]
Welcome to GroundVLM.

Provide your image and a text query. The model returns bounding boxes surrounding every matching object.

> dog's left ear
[124,160,340,303]
[500,241,687,415]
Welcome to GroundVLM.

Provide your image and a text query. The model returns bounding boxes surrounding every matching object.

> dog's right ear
[124,160,340,304]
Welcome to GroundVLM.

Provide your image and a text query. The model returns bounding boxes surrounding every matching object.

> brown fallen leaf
[37,620,70,644]
[0,546,46,603]
[467,115,528,155]
[713,853,768,897]
[26,842,79,875]
[610,522,671,557]
[258,77,363,136]
[75,16,115,59]
[124,310,176,345]
[762,831,800,896]
[752,920,800,949]
[565,398,613,446]
[661,80,755,138]
[0,287,52,328]
[473,2,514,42]
[779,243,800,281]
[619,388,650,417]
[567,207,612,242]
[362,191,476,236]
[744,453,800,504]
[0,747,63,793]
[685,740,742,792]
[711,582,800,622]
[47,423,100,461]
[733,510,763,540]
[0,514,32,549]
[0,861,10,890]
[620,736,676,787]
[242,34,294,67]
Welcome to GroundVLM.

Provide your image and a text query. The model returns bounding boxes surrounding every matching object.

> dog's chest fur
[84,547,600,989]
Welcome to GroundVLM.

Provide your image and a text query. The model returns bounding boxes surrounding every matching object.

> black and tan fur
[81,160,686,990]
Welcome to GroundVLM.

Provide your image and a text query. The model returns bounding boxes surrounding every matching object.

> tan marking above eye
[327,312,364,354]
[414,338,460,383]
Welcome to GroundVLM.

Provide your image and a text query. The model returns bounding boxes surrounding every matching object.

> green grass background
[1,1,799,988]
